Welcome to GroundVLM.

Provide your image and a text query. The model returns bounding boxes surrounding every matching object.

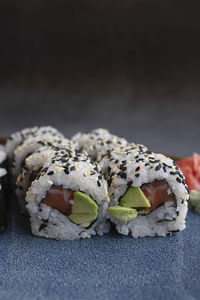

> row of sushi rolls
[0,126,190,240]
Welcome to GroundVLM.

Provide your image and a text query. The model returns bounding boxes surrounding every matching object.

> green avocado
[108,206,138,223]
[69,213,97,228]
[120,187,150,208]
[190,190,200,214]
[69,191,98,227]
[137,208,150,215]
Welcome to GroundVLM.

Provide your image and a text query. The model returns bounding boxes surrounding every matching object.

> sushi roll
[99,149,189,237]
[72,128,129,160]
[25,148,110,240]
[12,136,75,180]
[0,149,8,234]
[5,126,64,161]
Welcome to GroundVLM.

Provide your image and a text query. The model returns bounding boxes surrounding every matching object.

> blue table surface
[0,201,200,300]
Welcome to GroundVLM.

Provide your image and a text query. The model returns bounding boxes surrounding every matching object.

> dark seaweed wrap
[0,178,7,233]
[0,147,8,234]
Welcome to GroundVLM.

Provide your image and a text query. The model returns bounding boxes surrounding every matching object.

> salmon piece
[141,180,175,211]
[42,186,74,215]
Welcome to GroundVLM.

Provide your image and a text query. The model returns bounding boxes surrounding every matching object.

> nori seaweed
[0,191,7,233]
[0,156,8,234]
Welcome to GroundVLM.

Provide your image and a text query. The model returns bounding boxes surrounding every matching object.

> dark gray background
[0,0,200,156]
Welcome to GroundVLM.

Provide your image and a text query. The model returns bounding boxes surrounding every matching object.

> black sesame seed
[120,172,127,179]
[155,164,162,171]
[64,169,69,175]
[39,223,47,231]
[123,173,127,179]
[135,173,140,177]
[135,166,140,172]
[176,177,182,183]
[163,163,172,169]
[41,167,48,173]
[170,171,175,175]
[175,171,181,176]
[98,175,103,180]
[37,141,45,146]
[145,163,150,166]
[47,171,54,176]
[186,186,190,193]
[97,180,101,187]
[138,158,144,162]
[120,165,127,171]
[127,180,133,187]
[70,166,75,171]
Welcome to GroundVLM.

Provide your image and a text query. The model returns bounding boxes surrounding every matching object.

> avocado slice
[71,191,98,214]
[69,213,97,228]
[108,206,138,223]
[69,191,98,227]
[120,187,150,208]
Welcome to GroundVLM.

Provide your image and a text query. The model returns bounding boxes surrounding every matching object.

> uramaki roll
[12,136,75,179]
[72,128,128,160]
[25,149,110,240]
[98,149,189,237]
[5,126,64,161]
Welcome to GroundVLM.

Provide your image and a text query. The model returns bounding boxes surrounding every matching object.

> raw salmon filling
[141,180,175,212]
[42,186,74,216]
